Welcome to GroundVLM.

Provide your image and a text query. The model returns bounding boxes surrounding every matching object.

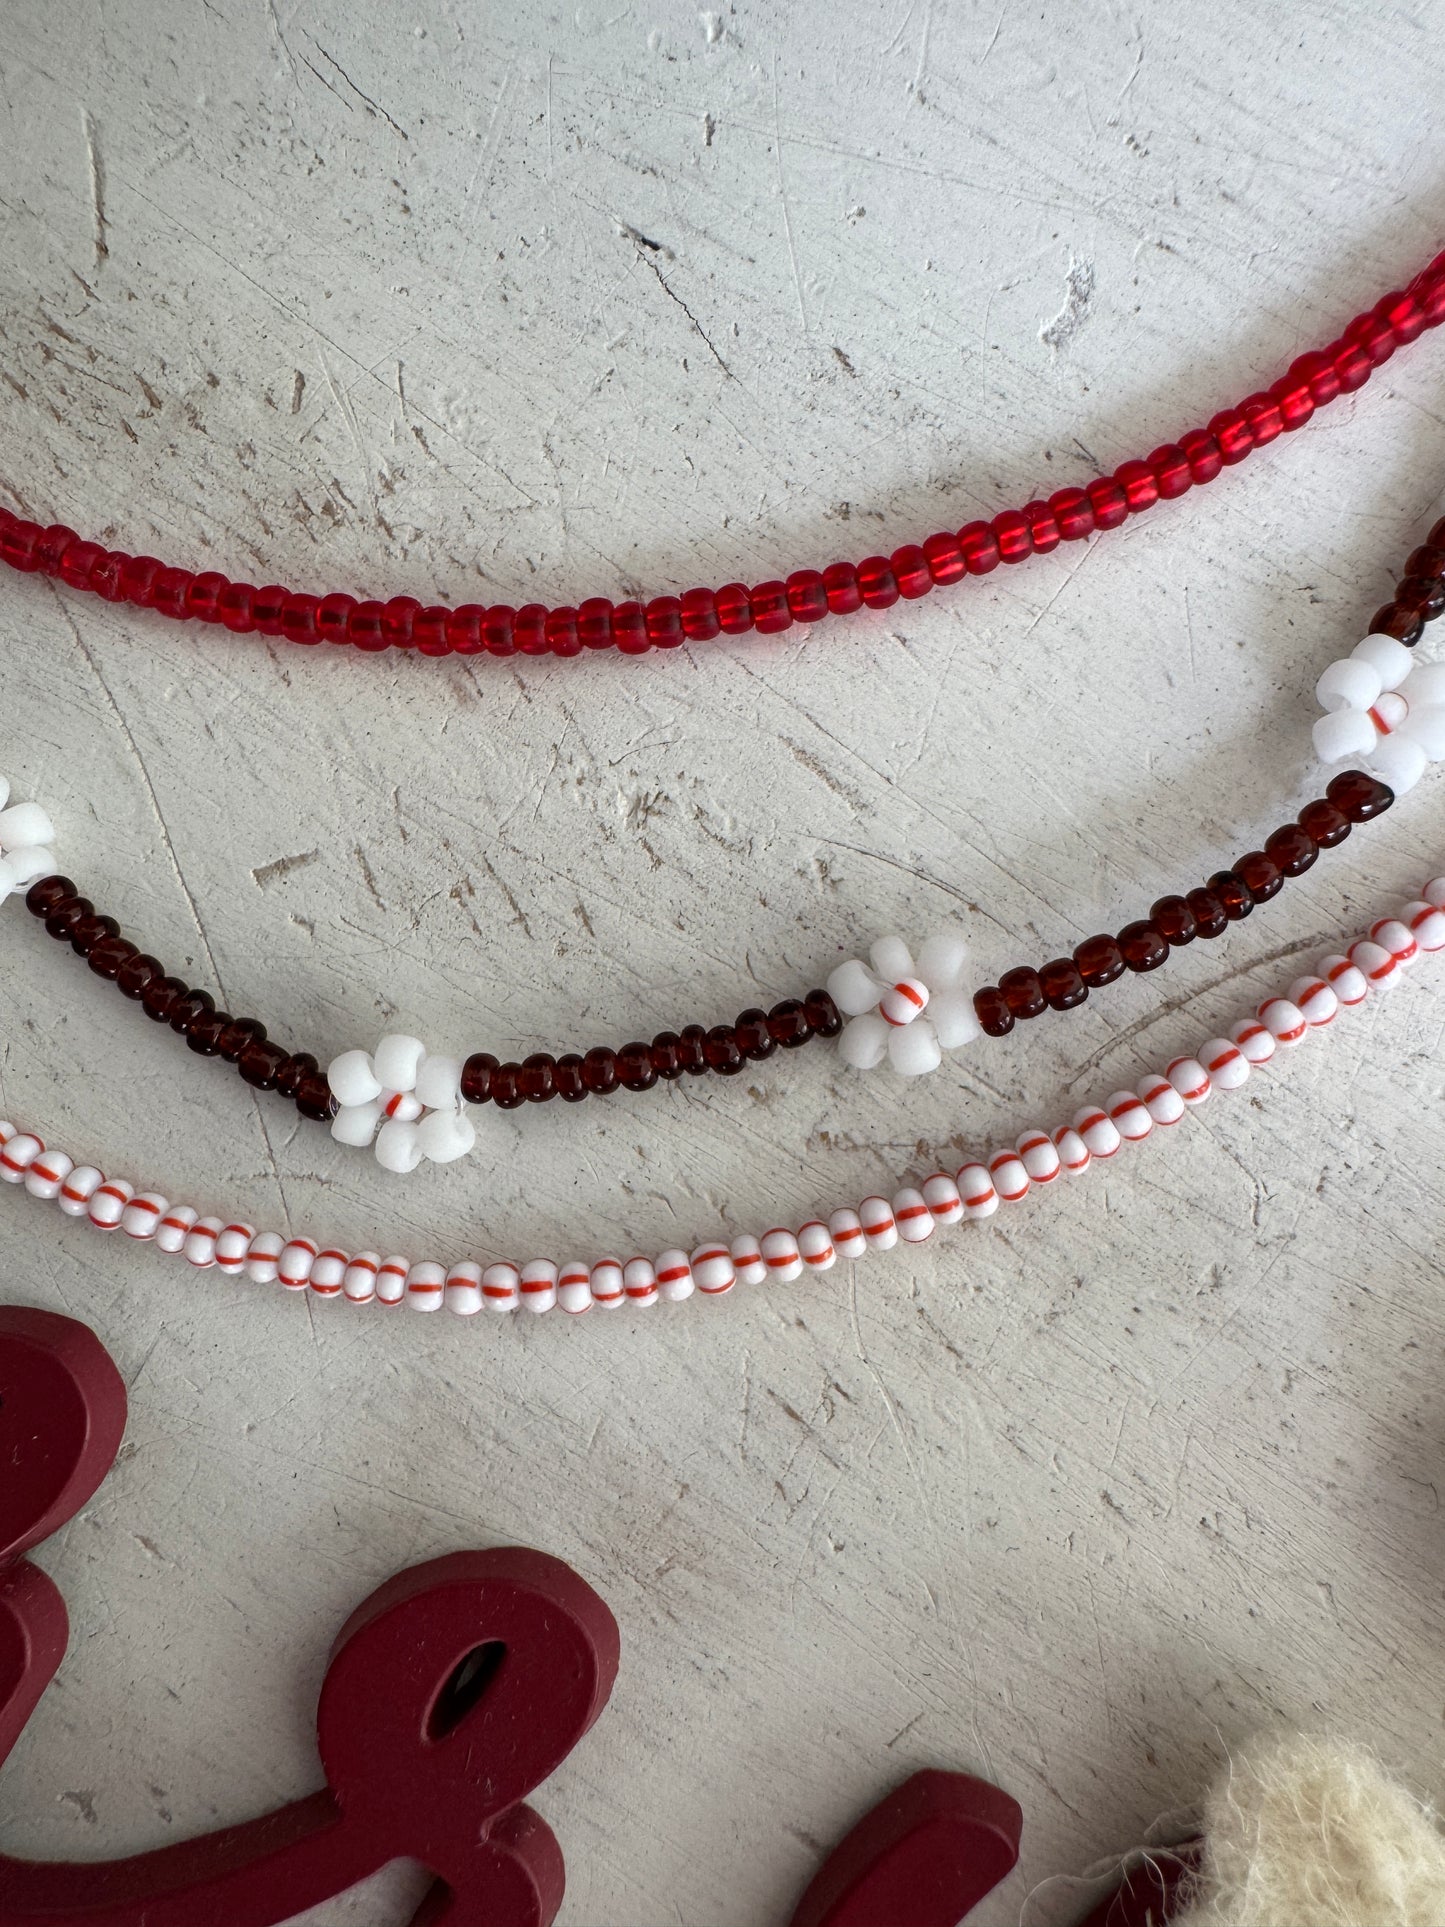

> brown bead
[1326,769,1394,822]
[1234,851,1282,902]
[1368,602,1424,645]
[1150,895,1197,945]
[294,1070,336,1121]
[70,912,119,957]
[734,1009,777,1060]
[803,988,842,1038]
[491,1061,524,1108]
[87,934,137,981]
[25,874,75,916]
[276,1051,319,1101]
[555,1053,587,1102]
[1039,957,1087,1011]
[1405,542,1445,581]
[185,1009,231,1056]
[217,1017,266,1062]
[1395,573,1445,619]
[1209,869,1254,920]
[1186,886,1228,938]
[999,965,1046,1018]
[650,1033,686,1080]
[167,986,215,1033]
[44,894,90,940]
[461,1051,498,1104]
[703,1025,744,1074]
[1298,797,1350,848]
[1264,822,1317,876]
[972,985,1014,1037]
[677,1025,709,1074]
[116,952,164,999]
[521,1052,556,1101]
[1075,934,1126,987]
[1118,919,1168,972]
[767,999,811,1047]
[139,974,186,1021]
[617,1042,657,1091]
[238,1039,290,1091]
[581,1046,618,1095]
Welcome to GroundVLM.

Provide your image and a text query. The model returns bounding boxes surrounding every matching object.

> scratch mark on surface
[641,254,730,375]
[303,35,410,139]
[251,850,319,888]
[83,110,108,267]
[1040,255,1094,355]
[772,61,808,334]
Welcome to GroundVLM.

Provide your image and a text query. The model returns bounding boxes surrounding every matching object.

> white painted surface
[1,2,1444,1920]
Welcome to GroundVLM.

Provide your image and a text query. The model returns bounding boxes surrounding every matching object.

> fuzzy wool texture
[1174,1736,1445,1926]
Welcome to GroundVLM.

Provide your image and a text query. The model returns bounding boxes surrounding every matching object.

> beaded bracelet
[4,253,1445,661]
[3,873,1439,1320]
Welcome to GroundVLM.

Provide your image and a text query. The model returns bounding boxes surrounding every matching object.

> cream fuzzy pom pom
[1175,1734,1445,1926]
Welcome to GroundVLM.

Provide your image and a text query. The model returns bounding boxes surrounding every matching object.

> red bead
[802,988,842,1038]
[1114,461,1158,514]
[520,1052,557,1101]
[1368,603,1423,645]
[152,567,193,618]
[1264,822,1317,876]
[677,1025,709,1073]
[1117,919,1168,972]
[767,999,811,1048]
[316,592,356,643]
[1331,340,1372,392]
[187,571,229,622]
[483,605,517,655]
[546,607,582,656]
[604,1043,648,1091]
[1345,312,1396,365]
[1048,488,1093,540]
[679,588,721,640]
[857,556,899,609]
[140,974,185,1022]
[645,596,683,647]
[1085,477,1129,529]
[1297,798,1349,849]
[1208,407,1253,464]
[1149,444,1192,499]
[1325,769,1394,822]
[58,540,104,590]
[1209,869,1254,920]
[1074,934,1126,988]
[1378,289,1425,344]
[1022,501,1061,552]
[239,1039,290,1091]
[219,582,256,633]
[1178,429,1222,484]
[581,1048,616,1094]
[381,595,419,648]
[579,597,614,648]
[119,555,163,606]
[990,510,1031,564]
[703,1025,744,1074]
[958,522,1000,574]
[515,604,548,655]
[649,1032,686,1079]
[1239,392,1284,445]
[460,1052,498,1103]
[555,1053,587,1101]
[716,583,754,634]
[414,605,451,656]
[92,550,133,599]
[1039,957,1087,1011]
[0,517,42,571]
[1186,886,1228,938]
[1291,349,1340,407]
[1273,377,1314,430]
[1150,895,1197,945]
[822,562,863,613]
[251,585,289,636]
[1234,851,1282,902]
[490,1062,524,1109]
[446,605,485,654]
[25,875,75,916]
[922,532,965,585]
[347,599,388,651]
[750,581,793,634]
[999,965,1045,1019]
[34,525,80,573]
[734,1010,776,1060]
[785,570,828,622]
[891,545,931,599]
[972,986,1013,1037]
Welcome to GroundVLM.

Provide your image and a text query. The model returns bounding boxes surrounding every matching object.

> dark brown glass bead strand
[970,771,1395,1036]
[1368,513,1445,647]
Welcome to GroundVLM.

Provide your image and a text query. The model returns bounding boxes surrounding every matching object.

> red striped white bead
[88,1177,133,1229]
[215,1223,254,1274]
[655,1248,696,1299]
[406,1258,446,1310]
[1258,997,1307,1045]
[589,1258,624,1306]
[1165,1057,1212,1106]
[1200,1038,1249,1092]
[1370,917,1418,966]
[1402,900,1445,951]
[556,1261,592,1314]
[1321,953,1369,1007]
[1107,1091,1152,1142]
[445,1260,485,1315]
[1289,976,1338,1027]
[519,1258,559,1312]
[692,1243,737,1291]
[0,1133,42,1182]
[246,1229,284,1283]
[921,1173,963,1224]
[278,1236,318,1290]
[623,1255,658,1304]
[826,1211,866,1261]
[957,1161,999,1217]
[760,1228,804,1278]
[1425,876,1445,910]
[859,1197,898,1251]
[1228,1015,1276,1065]
[308,1248,348,1294]
[729,1237,766,1287]
[892,1187,933,1243]
[1349,937,1399,988]
[988,1150,1029,1203]
[482,1261,520,1311]
[1138,1074,1185,1126]
[879,977,929,1026]
[158,1204,198,1253]
[1052,1126,1090,1176]
[375,1255,408,1305]
[797,1222,836,1269]
[1073,1107,1122,1159]
[25,1148,74,1201]
[343,1251,380,1303]
[121,1192,167,1239]
[1015,1131,1060,1183]
[183,1217,223,1267]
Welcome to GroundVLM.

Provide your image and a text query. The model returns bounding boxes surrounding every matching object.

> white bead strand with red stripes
[3,872,1440,1323]
[0,776,57,905]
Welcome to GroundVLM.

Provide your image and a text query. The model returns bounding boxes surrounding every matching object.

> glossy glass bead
[219,583,256,633]
[1074,934,1126,988]
[1209,869,1254,920]
[1085,477,1128,529]
[734,1009,776,1060]
[140,975,186,1022]
[294,1070,336,1122]
[1240,391,1284,444]
[218,1018,266,1062]
[514,604,548,655]
[822,562,862,613]
[649,1032,686,1079]
[1185,887,1228,938]
[547,607,582,656]
[168,987,215,1033]
[972,986,1013,1037]
[802,988,842,1038]
[152,567,192,618]
[239,1039,290,1091]
[251,585,288,636]
[703,1025,744,1074]
[34,525,80,572]
[576,597,613,649]
[1039,957,1088,1011]
[276,1052,319,1101]
[922,532,965,584]
[1405,543,1445,581]
[1394,574,1445,619]
[555,1053,587,1101]
[1049,488,1093,540]
[644,596,682,647]
[581,1047,619,1095]
[617,1042,656,1091]
[1208,407,1252,463]
[0,517,41,570]
[44,895,91,941]
[1150,895,1197,945]
[1149,444,1192,498]
[277,591,319,644]
[316,592,356,643]
[715,583,754,634]
[890,545,931,598]
[750,581,793,634]
[520,1052,557,1101]
[460,1052,498,1103]
[115,951,164,999]
[483,605,517,655]
[786,571,828,622]
[1234,851,1282,902]
[120,556,163,606]
[857,556,899,608]
[992,511,1032,563]
[767,1000,811,1047]
[70,913,119,957]
[1326,769,1394,822]
[1114,461,1158,514]
[26,874,75,916]
[958,522,1001,574]
[58,540,104,590]
[680,588,721,640]
[86,933,136,981]
[185,571,227,621]
[1331,340,1372,391]
[1023,501,1061,551]
[1370,603,1423,644]
[414,605,451,656]
[185,1010,231,1056]
[490,1062,524,1109]
[999,965,1046,1019]
[677,1025,709,1073]
[94,552,130,601]
[1297,798,1350,848]
[347,600,388,651]
[1179,428,1222,483]
[1118,919,1168,972]
[1264,823,1318,876]
[446,605,485,654]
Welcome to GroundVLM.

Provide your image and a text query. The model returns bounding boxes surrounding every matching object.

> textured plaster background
[2,2,1445,1921]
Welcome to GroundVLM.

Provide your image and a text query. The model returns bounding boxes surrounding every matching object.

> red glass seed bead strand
[4,253,1444,659]
[970,771,1396,1036]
